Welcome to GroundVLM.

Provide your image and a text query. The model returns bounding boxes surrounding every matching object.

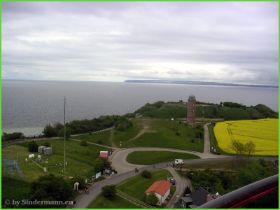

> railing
[116,190,153,208]
[199,174,278,208]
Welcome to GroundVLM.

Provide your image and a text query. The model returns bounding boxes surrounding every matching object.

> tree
[30,174,73,206]
[244,141,256,158]
[2,132,25,141]
[231,140,245,155]
[145,193,159,206]
[102,185,116,200]
[28,141,38,152]
[43,124,57,138]
[141,170,152,179]
[94,157,111,173]
[58,128,71,140]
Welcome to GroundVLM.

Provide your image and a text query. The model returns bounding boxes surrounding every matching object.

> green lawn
[129,119,203,152]
[88,194,138,208]
[113,119,143,147]
[126,151,199,165]
[117,169,171,202]
[73,130,112,146]
[3,139,105,181]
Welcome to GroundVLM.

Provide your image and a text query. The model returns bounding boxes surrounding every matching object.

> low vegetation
[127,151,199,165]
[185,159,277,195]
[88,194,137,208]
[30,174,73,207]
[214,119,278,156]
[102,185,117,200]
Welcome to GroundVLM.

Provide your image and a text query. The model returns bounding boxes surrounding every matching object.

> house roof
[190,187,209,206]
[145,180,171,196]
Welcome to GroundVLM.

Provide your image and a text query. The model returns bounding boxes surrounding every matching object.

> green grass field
[117,169,171,202]
[128,119,203,152]
[72,118,203,151]
[88,194,138,208]
[3,139,105,181]
[73,130,112,146]
[112,119,143,147]
[126,151,199,165]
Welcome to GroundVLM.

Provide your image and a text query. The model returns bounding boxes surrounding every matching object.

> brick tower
[187,95,196,125]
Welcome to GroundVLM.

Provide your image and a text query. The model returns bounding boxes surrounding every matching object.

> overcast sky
[2,2,278,85]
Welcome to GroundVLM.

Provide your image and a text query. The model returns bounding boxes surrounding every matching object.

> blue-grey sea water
[2,80,278,136]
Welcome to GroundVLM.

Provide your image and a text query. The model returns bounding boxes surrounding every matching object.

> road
[73,157,236,208]
[203,123,211,154]
[111,147,225,174]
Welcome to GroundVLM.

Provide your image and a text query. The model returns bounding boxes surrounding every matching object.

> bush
[43,142,50,147]
[80,140,88,146]
[94,157,111,173]
[58,128,71,140]
[43,124,57,138]
[30,174,73,206]
[102,185,116,200]
[115,117,133,131]
[70,176,86,190]
[2,132,25,141]
[145,193,159,206]
[141,170,152,179]
[28,141,38,152]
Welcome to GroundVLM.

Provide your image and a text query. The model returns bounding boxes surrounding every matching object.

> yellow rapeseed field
[214,118,278,156]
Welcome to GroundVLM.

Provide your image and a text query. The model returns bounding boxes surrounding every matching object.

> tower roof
[188,95,196,102]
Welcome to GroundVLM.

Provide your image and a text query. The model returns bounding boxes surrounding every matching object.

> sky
[2,2,278,85]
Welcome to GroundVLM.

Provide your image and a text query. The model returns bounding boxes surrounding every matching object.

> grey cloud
[2,2,278,85]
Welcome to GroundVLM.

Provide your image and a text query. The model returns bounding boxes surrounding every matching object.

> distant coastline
[125,80,278,88]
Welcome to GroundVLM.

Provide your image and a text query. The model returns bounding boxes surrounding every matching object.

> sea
[2,80,278,136]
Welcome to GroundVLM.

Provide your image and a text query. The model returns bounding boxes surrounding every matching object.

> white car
[174,159,184,165]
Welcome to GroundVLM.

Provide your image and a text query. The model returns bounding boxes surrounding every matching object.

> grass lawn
[73,130,112,146]
[113,119,143,147]
[88,194,138,208]
[129,119,203,152]
[3,139,105,181]
[126,151,200,165]
[117,169,171,202]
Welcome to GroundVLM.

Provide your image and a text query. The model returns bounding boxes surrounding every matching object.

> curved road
[111,147,226,174]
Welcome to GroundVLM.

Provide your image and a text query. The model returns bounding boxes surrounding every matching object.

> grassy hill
[135,101,277,120]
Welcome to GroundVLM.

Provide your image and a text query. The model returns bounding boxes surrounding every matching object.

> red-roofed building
[145,180,171,205]
[99,151,108,158]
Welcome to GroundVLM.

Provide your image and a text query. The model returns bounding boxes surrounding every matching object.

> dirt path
[127,119,156,142]
[109,129,117,148]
